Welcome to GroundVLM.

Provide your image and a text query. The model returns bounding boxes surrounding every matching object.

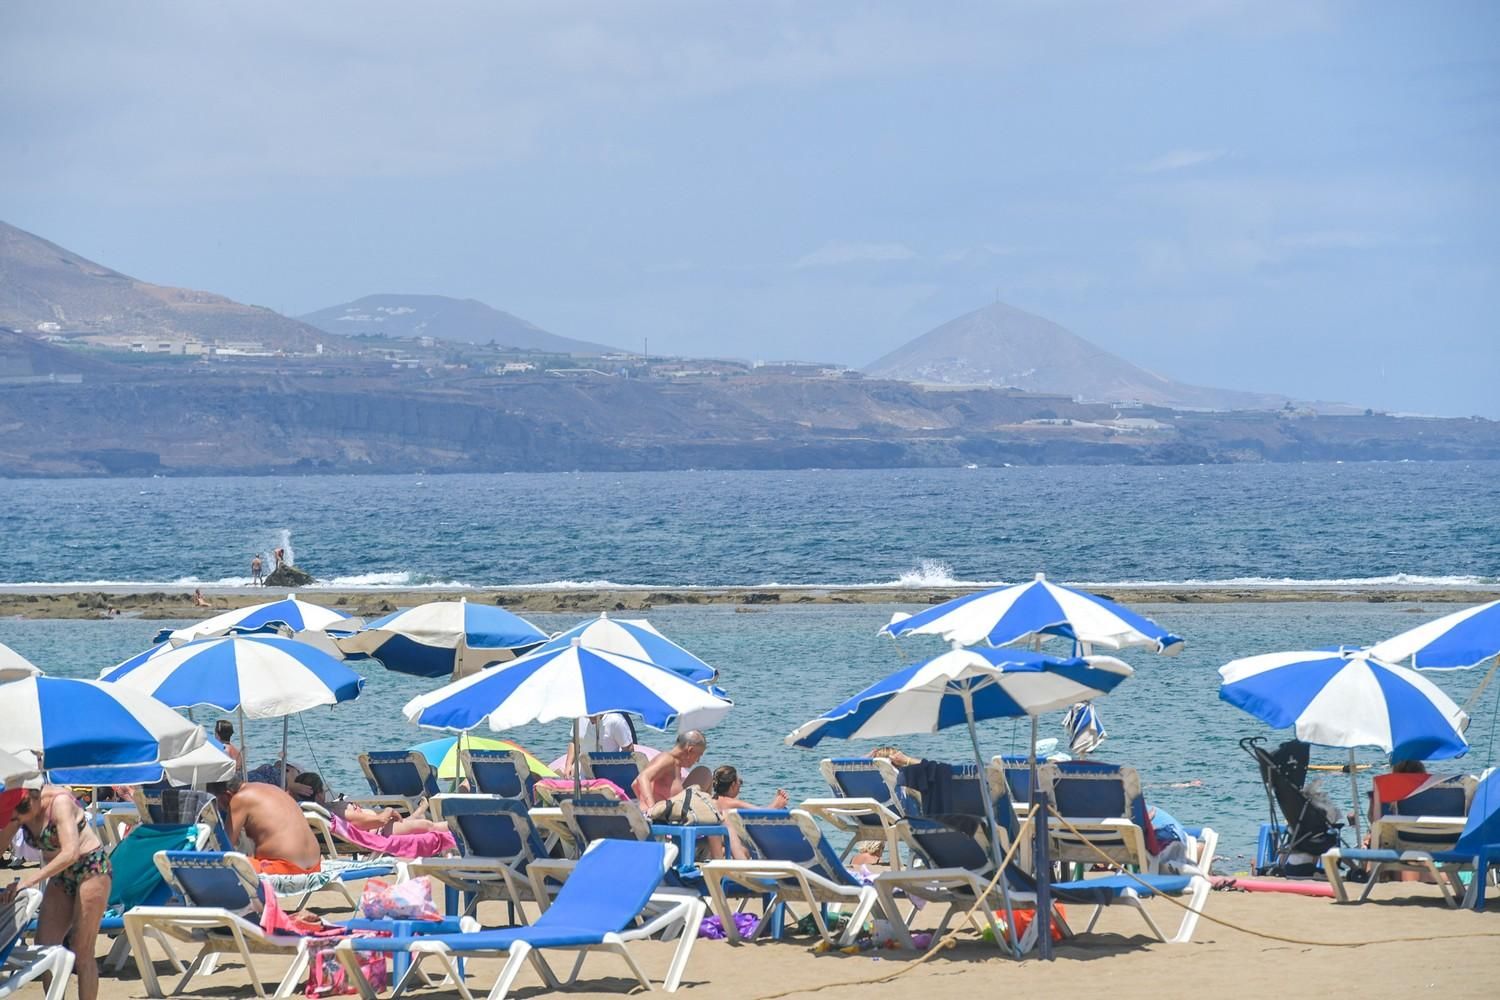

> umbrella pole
[238,706,247,780]
[962,692,1019,957]
[1030,713,1054,961]
[281,717,289,790]
[1348,749,1362,845]
[572,717,582,798]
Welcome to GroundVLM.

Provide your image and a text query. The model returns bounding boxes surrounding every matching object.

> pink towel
[534,777,632,801]
[330,815,456,859]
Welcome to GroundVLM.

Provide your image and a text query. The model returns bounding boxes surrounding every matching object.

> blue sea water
[2,462,1498,866]
[1,461,1497,588]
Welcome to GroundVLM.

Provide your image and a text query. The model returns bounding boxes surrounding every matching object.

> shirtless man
[210,780,321,874]
[633,730,711,810]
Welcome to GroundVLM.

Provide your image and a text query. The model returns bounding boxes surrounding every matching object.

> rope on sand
[750,806,1500,1000]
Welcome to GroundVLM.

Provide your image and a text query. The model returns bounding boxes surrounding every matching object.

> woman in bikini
[1,783,112,1000]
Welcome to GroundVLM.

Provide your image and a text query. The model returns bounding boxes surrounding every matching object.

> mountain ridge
[865,301,1299,411]
[299,293,619,355]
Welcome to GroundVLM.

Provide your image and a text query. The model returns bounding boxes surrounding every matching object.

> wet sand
[1,584,1497,620]
[89,881,1499,1000]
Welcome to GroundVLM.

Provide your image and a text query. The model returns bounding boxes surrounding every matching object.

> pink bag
[305,934,388,997]
[357,877,441,922]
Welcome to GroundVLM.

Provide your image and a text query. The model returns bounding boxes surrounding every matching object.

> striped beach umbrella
[0,676,206,770]
[1218,649,1469,761]
[1367,598,1500,670]
[1,749,39,790]
[339,598,548,678]
[404,638,732,734]
[881,572,1183,654]
[156,594,354,644]
[0,642,41,683]
[409,735,556,780]
[100,635,364,719]
[536,613,718,684]
[1062,701,1107,755]
[49,738,236,788]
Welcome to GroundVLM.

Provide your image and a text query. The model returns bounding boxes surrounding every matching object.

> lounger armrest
[799,797,899,824]
[526,858,578,905]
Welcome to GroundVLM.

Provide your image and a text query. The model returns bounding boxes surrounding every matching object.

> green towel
[108,823,197,911]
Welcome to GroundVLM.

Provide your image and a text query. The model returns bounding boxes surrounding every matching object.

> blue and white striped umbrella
[0,641,41,683]
[881,572,1184,654]
[1367,599,1500,670]
[99,635,364,719]
[535,613,718,684]
[155,595,353,644]
[0,676,207,770]
[785,647,1134,748]
[49,738,236,788]
[1062,702,1107,755]
[404,639,732,734]
[339,598,548,678]
[1219,649,1469,761]
[1,749,39,790]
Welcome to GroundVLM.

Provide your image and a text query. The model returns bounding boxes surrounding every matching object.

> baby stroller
[1240,736,1359,879]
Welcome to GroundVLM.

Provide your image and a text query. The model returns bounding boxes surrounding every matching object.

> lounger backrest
[731,809,860,887]
[563,797,652,846]
[359,751,438,798]
[992,755,1033,804]
[460,749,532,801]
[137,788,230,850]
[156,850,262,917]
[1041,761,1145,823]
[900,817,994,877]
[533,840,668,933]
[1384,776,1473,818]
[579,751,648,796]
[0,888,40,967]
[820,757,902,807]
[439,796,547,862]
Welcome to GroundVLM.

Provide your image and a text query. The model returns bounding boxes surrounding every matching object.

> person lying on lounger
[330,799,449,837]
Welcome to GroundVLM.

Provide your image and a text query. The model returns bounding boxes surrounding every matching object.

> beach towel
[533,777,631,803]
[328,814,455,859]
[1372,772,1453,810]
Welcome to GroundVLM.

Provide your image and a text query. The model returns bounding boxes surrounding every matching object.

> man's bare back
[227,782,320,870]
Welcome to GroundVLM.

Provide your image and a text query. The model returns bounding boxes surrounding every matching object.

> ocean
[2,461,1498,867]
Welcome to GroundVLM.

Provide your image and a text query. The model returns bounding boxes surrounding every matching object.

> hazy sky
[3,2,1496,415]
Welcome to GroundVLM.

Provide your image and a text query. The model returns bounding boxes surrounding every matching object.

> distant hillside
[0,221,334,353]
[299,294,618,355]
[865,301,1293,411]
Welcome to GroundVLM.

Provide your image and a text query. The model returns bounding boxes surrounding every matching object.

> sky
[2,1,1497,416]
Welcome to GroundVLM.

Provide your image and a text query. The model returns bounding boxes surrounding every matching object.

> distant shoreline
[2,584,1495,620]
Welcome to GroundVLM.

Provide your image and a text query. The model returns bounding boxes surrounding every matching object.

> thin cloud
[795,241,917,268]
[1136,148,1228,173]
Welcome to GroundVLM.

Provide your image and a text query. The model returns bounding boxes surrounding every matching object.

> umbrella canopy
[99,635,364,719]
[1367,599,1500,670]
[339,598,548,678]
[49,737,236,787]
[410,736,556,780]
[404,639,732,734]
[1218,649,1469,761]
[786,647,1133,748]
[1,749,39,790]
[1063,702,1107,756]
[880,572,1183,654]
[536,613,718,684]
[0,641,41,683]
[156,595,353,644]
[0,676,206,770]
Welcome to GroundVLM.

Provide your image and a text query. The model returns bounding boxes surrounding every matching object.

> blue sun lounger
[460,749,535,802]
[799,757,909,867]
[1,887,73,1000]
[403,795,552,923]
[1323,768,1500,909]
[332,839,704,1000]
[355,751,441,814]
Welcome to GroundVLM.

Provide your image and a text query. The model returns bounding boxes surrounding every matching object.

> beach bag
[305,934,389,997]
[357,877,441,922]
[647,787,722,826]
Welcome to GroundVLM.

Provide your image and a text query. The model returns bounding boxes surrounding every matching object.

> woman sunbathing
[332,800,448,837]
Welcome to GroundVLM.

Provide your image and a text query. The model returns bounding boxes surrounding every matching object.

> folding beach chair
[1240,736,1345,876]
[355,751,441,814]
[698,808,880,947]
[331,839,705,1000]
[403,796,551,923]
[578,751,649,798]
[1324,769,1500,908]
[122,850,472,999]
[461,749,534,802]
[0,887,73,1000]
[798,757,907,868]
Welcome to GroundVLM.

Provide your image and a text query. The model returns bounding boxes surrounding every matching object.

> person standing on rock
[273,547,286,570]
[251,554,263,586]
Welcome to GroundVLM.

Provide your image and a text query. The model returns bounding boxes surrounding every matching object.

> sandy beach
[3,585,1498,621]
[90,881,1499,1000]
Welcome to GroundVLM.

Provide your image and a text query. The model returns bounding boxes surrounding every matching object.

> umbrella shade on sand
[0,676,206,771]
[881,572,1183,654]
[339,598,547,679]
